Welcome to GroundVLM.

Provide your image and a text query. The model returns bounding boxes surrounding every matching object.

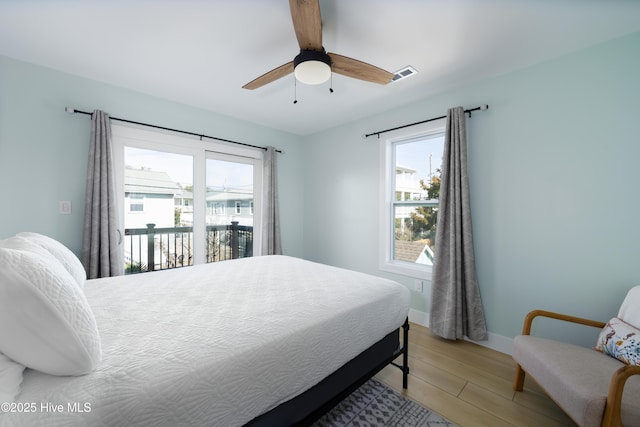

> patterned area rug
[313,378,458,427]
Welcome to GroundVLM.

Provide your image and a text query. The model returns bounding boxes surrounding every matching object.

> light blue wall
[302,32,640,343]
[0,56,305,257]
[2,32,639,345]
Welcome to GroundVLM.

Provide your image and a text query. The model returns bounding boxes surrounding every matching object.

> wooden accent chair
[513,287,640,427]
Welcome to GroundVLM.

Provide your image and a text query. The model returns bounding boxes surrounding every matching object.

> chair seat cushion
[513,335,640,427]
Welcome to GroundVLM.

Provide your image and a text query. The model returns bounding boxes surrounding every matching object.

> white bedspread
[1,255,409,427]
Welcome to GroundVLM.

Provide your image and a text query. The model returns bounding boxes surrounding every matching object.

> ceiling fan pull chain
[293,76,298,104]
[329,72,334,93]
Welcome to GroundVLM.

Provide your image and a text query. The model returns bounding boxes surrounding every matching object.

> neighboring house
[123,169,255,271]
[175,189,255,227]
[174,189,193,226]
[125,167,255,229]
[395,165,427,201]
[395,166,428,224]
[394,240,433,266]
[206,190,254,227]
[394,166,432,264]
[124,167,187,270]
[124,166,182,228]
[394,165,433,266]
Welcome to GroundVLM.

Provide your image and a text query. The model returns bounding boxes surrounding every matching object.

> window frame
[128,193,145,213]
[112,123,263,266]
[379,121,445,279]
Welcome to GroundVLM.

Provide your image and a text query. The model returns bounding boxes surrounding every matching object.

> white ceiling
[1,0,639,136]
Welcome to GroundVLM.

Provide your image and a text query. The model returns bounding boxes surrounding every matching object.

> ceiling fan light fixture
[294,49,332,85]
[242,0,394,90]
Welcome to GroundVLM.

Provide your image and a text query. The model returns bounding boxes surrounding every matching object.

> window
[112,124,263,274]
[129,193,144,212]
[380,126,445,278]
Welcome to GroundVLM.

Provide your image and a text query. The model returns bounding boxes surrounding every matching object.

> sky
[124,147,253,192]
[125,137,442,192]
[395,134,444,183]
[125,147,192,184]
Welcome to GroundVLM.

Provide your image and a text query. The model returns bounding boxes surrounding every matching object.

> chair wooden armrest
[602,365,640,427]
[515,310,639,427]
[521,309,606,335]
[513,309,606,391]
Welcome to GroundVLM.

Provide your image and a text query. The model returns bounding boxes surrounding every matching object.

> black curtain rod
[364,104,489,139]
[66,108,283,154]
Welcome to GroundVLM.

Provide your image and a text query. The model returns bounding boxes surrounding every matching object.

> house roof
[396,165,417,173]
[125,168,182,195]
[206,191,253,202]
[395,240,430,264]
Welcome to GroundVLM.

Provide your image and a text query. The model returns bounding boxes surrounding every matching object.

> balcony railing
[124,221,253,274]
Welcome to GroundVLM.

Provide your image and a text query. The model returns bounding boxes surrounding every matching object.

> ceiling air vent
[392,66,417,82]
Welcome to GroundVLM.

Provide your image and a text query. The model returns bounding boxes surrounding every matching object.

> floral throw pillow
[595,317,640,366]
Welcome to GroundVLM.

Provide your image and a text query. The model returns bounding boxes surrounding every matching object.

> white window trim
[205,150,262,234]
[378,120,446,279]
[112,123,263,265]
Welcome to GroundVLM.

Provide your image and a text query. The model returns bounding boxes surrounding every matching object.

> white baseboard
[408,308,514,355]
[408,308,430,327]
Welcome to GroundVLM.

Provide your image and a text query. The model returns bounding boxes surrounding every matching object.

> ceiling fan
[242,0,394,90]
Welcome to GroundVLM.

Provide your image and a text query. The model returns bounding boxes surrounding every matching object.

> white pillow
[618,286,640,329]
[0,352,25,403]
[0,235,62,268]
[17,232,86,289]
[0,248,101,376]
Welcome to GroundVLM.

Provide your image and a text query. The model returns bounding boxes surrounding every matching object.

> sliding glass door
[205,152,258,262]
[112,124,263,274]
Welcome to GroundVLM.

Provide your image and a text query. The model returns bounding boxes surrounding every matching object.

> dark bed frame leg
[391,317,410,389]
[401,318,410,389]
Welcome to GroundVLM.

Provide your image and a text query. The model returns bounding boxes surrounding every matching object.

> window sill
[379,260,432,280]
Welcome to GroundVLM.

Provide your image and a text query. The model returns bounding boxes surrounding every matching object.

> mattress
[2,255,410,427]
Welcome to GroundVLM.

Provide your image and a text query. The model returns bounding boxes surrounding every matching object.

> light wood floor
[375,322,578,427]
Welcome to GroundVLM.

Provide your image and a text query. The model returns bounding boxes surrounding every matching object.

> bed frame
[246,318,410,426]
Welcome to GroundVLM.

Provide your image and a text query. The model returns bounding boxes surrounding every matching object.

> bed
[0,234,410,427]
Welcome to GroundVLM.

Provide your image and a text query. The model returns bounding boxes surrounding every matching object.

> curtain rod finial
[65,107,75,114]
[480,104,489,110]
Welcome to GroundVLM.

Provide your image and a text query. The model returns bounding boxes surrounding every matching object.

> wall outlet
[413,279,424,293]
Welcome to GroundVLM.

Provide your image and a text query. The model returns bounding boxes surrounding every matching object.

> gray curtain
[81,110,123,278]
[261,146,282,255]
[429,106,488,341]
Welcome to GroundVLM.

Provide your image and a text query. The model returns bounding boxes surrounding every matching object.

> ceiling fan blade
[289,0,323,51]
[242,61,294,90]
[328,53,394,85]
